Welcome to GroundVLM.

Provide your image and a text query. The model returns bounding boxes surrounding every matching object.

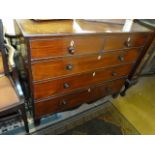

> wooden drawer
[33,63,133,99]
[35,78,126,118]
[104,34,147,51]
[30,35,104,59]
[32,49,140,81]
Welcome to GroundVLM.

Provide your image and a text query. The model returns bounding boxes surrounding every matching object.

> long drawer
[30,35,105,59]
[32,49,140,81]
[33,63,133,99]
[30,34,147,60]
[35,78,126,118]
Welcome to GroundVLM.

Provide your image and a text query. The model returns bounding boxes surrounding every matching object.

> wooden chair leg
[20,104,29,133]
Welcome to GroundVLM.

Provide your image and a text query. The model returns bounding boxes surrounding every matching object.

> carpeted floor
[63,118,122,135]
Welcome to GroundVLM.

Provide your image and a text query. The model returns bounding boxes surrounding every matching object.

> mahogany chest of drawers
[14,19,154,123]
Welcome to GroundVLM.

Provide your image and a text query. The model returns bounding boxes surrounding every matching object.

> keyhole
[70,40,74,46]
[97,55,102,60]
[93,72,96,77]
[88,88,91,92]
[127,37,131,42]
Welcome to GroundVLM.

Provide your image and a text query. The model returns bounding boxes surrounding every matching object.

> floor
[112,75,155,134]
[63,117,123,135]
[62,75,155,135]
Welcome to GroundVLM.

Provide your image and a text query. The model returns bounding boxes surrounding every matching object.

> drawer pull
[60,99,68,105]
[66,64,73,70]
[112,72,117,76]
[118,55,124,62]
[68,46,75,54]
[64,83,70,89]
[68,40,75,54]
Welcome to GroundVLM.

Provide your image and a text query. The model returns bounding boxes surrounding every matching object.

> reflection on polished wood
[15,19,151,36]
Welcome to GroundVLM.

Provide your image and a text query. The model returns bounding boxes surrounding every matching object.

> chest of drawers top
[15,19,152,37]
[15,20,153,62]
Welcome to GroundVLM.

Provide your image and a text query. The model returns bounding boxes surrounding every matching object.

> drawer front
[33,63,133,99]
[30,35,104,59]
[32,49,140,81]
[104,34,147,51]
[35,78,125,118]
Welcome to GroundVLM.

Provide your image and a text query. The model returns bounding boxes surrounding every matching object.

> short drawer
[34,78,126,118]
[33,63,133,99]
[32,49,140,81]
[30,35,104,59]
[104,34,147,51]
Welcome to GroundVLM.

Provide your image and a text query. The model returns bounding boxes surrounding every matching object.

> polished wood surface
[35,78,126,118]
[33,64,133,100]
[15,19,151,37]
[14,19,153,121]
[32,49,140,81]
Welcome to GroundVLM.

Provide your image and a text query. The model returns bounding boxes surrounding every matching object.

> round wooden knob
[60,100,67,105]
[68,46,75,54]
[64,83,70,89]
[112,72,117,76]
[118,55,124,62]
[66,64,73,70]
